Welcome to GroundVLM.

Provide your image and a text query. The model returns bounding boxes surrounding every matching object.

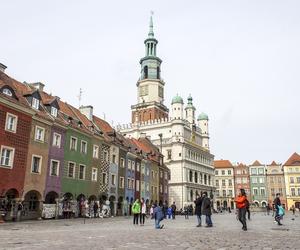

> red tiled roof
[284,152,300,166]
[251,160,262,166]
[214,160,233,168]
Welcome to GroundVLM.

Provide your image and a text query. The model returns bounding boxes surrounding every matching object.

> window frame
[32,97,40,110]
[91,167,98,182]
[70,136,78,151]
[31,154,42,174]
[93,145,99,159]
[0,145,15,169]
[50,106,58,117]
[78,164,86,180]
[35,126,45,142]
[119,176,124,188]
[5,112,18,133]
[111,174,116,186]
[50,159,60,176]
[52,133,61,148]
[68,161,76,178]
[80,140,87,154]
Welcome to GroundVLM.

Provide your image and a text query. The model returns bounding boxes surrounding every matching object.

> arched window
[144,66,148,79]
[189,170,193,182]
[195,172,198,183]
[3,88,12,96]
[157,66,160,79]
[204,174,207,185]
[190,190,193,201]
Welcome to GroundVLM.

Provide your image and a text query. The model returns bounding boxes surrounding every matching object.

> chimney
[0,63,7,73]
[29,82,45,91]
[79,105,93,121]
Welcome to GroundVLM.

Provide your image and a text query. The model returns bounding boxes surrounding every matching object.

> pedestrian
[184,205,189,219]
[266,203,271,216]
[140,198,146,226]
[245,198,250,220]
[150,203,154,218]
[93,201,99,218]
[235,188,247,231]
[171,202,176,219]
[274,193,283,226]
[201,192,213,227]
[153,203,164,229]
[167,206,172,219]
[194,194,202,227]
[132,199,140,225]
[291,205,295,215]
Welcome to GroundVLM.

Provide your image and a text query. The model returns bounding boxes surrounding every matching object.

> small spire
[148,12,154,38]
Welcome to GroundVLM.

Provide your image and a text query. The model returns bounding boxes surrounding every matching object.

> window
[195,172,198,183]
[259,177,264,183]
[221,170,225,175]
[136,180,140,191]
[251,168,257,175]
[253,188,258,195]
[131,179,135,190]
[103,150,108,161]
[111,174,116,185]
[136,163,140,172]
[167,150,172,160]
[291,188,295,196]
[228,189,233,197]
[79,165,86,180]
[151,170,154,179]
[132,161,135,170]
[128,160,131,170]
[297,177,300,183]
[127,178,131,189]
[278,177,281,183]
[3,88,12,96]
[298,188,300,196]
[154,186,158,195]
[236,178,241,184]
[146,183,150,192]
[5,113,17,132]
[222,190,226,197]
[164,172,168,180]
[50,160,59,176]
[51,107,58,117]
[146,168,150,176]
[236,170,241,175]
[228,179,232,187]
[31,155,42,173]
[242,177,247,184]
[215,170,218,175]
[222,179,226,187]
[35,126,45,142]
[252,177,257,183]
[120,158,125,167]
[93,145,99,158]
[215,180,219,186]
[160,171,163,178]
[258,168,264,174]
[68,162,75,178]
[92,168,97,181]
[32,97,40,109]
[0,146,15,168]
[81,141,87,154]
[189,170,193,182]
[112,154,116,164]
[271,188,275,195]
[53,133,61,147]
[270,177,274,183]
[70,137,77,150]
[290,177,295,183]
[102,173,107,184]
[260,188,265,196]
[228,170,232,175]
[160,184,163,193]
[119,177,124,188]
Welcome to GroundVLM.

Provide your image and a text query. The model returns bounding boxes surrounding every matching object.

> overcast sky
[1,0,299,165]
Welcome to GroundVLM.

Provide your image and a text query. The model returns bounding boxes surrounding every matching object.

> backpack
[278,205,285,216]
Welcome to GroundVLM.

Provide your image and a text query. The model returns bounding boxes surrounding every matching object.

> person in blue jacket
[153,202,164,229]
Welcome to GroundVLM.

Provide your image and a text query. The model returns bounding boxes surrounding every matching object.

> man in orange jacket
[235,189,247,231]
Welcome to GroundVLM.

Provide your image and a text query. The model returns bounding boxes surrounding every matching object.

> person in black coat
[201,192,213,227]
[273,193,282,225]
[194,194,203,227]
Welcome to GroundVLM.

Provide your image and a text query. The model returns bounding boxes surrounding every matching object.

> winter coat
[273,197,281,210]
[201,197,212,215]
[194,197,203,216]
[153,206,164,221]
[132,201,141,214]
[235,195,247,209]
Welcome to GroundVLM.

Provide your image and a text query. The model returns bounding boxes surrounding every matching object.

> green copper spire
[148,14,154,38]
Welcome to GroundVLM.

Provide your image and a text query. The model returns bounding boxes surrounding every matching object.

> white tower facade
[185,94,196,125]
[171,95,184,120]
[198,112,209,149]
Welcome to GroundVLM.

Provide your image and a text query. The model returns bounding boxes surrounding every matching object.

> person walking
[201,192,213,227]
[291,205,295,216]
[132,199,141,225]
[93,201,99,218]
[171,202,176,219]
[153,203,164,229]
[274,193,283,225]
[140,198,146,226]
[194,194,202,227]
[235,189,247,231]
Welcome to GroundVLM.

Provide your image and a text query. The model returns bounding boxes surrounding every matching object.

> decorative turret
[185,94,196,124]
[197,112,209,149]
[171,94,184,120]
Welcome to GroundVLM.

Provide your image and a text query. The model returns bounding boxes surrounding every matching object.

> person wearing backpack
[132,199,141,225]
[153,202,164,229]
[274,193,283,226]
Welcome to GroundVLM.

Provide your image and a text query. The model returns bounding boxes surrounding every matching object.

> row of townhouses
[0,62,170,221]
[214,155,300,210]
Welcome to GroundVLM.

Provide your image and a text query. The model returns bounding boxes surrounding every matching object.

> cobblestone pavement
[0,212,299,250]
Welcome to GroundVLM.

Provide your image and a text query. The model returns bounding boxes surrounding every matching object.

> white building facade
[117,16,215,209]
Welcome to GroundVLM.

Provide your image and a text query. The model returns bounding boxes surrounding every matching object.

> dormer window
[32,97,40,109]
[51,107,58,117]
[3,88,12,96]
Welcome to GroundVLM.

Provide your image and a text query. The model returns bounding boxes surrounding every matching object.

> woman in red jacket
[235,189,247,231]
